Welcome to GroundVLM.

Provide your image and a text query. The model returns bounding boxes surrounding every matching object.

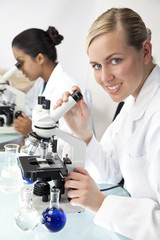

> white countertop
[0,152,130,240]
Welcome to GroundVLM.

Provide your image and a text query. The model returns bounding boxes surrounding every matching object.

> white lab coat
[25,63,94,154]
[85,65,160,240]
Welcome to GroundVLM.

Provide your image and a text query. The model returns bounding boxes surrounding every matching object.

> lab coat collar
[43,63,63,94]
[130,65,160,121]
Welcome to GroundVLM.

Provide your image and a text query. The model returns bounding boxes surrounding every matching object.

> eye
[111,58,121,65]
[92,64,102,70]
[18,61,24,67]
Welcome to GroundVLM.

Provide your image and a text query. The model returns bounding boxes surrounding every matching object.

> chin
[110,95,125,103]
[29,77,35,81]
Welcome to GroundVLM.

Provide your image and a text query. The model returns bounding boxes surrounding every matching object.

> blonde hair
[86,8,151,53]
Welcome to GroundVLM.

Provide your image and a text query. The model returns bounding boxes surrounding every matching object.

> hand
[14,113,32,137]
[54,86,93,144]
[65,167,106,213]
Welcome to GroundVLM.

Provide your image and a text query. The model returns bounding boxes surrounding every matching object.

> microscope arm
[6,85,25,112]
[0,62,25,133]
[0,62,25,112]
[55,128,86,170]
[0,62,21,91]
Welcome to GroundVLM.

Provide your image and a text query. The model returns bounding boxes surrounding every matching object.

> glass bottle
[41,188,67,232]
[0,144,23,193]
[15,187,40,232]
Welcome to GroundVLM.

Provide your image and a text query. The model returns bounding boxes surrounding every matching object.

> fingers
[65,168,106,213]
[65,168,91,191]
[53,91,71,110]
[14,113,28,122]
[53,86,81,109]
[14,116,31,135]
[21,112,29,119]
[76,167,90,176]
[67,189,83,200]
[14,117,32,132]
[71,85,82,93]
[66,168,89,181]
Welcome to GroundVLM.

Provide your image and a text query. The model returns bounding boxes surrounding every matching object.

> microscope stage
[19,154,68,181]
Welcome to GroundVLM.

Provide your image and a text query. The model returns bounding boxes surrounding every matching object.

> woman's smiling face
[88,29,146,102]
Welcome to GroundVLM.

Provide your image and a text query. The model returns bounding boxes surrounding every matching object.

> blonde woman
[55,8,160,240]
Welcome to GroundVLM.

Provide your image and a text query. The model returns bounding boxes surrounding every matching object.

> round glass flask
[41,188,67,232]
[0,144,23,193]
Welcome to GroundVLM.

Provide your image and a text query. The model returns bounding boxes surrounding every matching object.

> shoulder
[146,90,160,124]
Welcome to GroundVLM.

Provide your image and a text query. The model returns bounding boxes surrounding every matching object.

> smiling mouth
[107,83,121,90]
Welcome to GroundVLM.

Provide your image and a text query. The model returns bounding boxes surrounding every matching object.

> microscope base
[32,192,84,214]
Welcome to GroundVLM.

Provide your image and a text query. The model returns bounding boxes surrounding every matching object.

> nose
[101,67,114,83]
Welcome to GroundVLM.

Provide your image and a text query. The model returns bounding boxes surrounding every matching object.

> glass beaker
[15,186,40,232]
[0,144,23,193]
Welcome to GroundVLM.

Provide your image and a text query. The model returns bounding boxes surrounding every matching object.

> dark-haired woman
[12,26,94,154]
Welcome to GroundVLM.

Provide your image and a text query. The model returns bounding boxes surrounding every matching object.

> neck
[42,62,57,83]
[133,61,155,99]
[144,61,155,80]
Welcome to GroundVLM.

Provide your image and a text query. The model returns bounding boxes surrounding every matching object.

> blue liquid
[41,207,66,232]
[20,167,34,184]
[23,177,34,184]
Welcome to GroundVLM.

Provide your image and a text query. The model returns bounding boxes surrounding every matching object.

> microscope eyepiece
[38,96,45,105]
[71,90,83,102]
[15,62,22,69]
[43,99,50,110]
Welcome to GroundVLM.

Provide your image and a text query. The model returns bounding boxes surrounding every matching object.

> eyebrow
[90,53,123,64]
[16,57,24,62]
[17,56,24,59]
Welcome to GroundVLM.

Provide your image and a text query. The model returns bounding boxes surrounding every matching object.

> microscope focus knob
[15,111,23,119]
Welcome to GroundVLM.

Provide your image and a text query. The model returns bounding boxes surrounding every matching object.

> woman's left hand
[65,168,106,213]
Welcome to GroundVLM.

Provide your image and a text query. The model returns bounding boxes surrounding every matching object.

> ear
[142,40,152,64]
[36,53,45,65]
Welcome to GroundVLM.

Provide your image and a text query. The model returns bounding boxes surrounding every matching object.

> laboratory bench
[0,132,25,149]
[0,152,130,240]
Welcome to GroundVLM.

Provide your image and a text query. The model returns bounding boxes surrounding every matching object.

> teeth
[108,84,121,90]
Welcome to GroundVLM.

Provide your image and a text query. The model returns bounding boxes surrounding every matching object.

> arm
[88,113,160,239]
[68,113,160,240]
[94,194,160,240]
[54,86,93,144]
[65,167,160,240]
[54,86,122,183]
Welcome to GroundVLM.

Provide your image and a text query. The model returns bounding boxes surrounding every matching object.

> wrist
[94,194,106,213]
[77,128,93,145]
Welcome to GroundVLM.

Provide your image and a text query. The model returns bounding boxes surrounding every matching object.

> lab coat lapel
[43,63,63,95]
[131,65,160,121]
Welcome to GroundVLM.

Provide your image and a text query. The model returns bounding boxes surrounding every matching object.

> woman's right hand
[54,86,93,144]
[14,112,32,137]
